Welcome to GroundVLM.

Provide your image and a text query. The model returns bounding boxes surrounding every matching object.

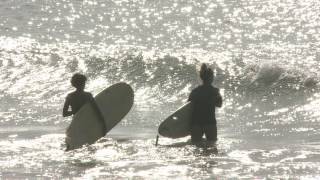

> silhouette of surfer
[63,73,95,117]
[63,73,105,151]
[188,64,222,145]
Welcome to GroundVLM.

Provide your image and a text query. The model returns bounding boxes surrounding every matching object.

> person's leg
[204,124,217,142]
[191,125,204,144]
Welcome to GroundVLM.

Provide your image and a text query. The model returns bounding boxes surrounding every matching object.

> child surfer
[63,73,95,117]
[63,73,105,151]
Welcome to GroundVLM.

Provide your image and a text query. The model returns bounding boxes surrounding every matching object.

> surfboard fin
[155,135,159,146]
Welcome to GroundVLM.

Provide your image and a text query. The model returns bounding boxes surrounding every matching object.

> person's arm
[63,95,73,117]
[215,89,222,108]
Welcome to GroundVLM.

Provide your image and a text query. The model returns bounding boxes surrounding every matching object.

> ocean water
[1,0,320,179]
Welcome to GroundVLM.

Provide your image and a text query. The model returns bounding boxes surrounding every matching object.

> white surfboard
[65,82,134,151]
[158,102,192,138]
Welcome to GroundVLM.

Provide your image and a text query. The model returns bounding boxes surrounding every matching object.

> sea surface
[1,0,320,179]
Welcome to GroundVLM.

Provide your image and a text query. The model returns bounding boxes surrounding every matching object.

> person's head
[71,73,87,90]
[199,63,214,84]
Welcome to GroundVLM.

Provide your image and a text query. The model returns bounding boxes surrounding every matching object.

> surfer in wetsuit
[188,64,222,145]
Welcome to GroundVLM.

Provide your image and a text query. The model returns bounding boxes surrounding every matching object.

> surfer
[63,73,106,151]
[63,73,105,121]
[63,73,95,117]
[188,64,222,145]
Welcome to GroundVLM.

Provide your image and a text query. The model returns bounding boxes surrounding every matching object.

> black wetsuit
[188,84,222,142]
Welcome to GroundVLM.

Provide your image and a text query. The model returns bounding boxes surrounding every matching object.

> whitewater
[0,0,320,179]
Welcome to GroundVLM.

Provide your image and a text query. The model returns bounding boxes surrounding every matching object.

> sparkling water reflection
[0,0,320,179]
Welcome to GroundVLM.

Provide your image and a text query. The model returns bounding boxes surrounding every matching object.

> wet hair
[199,63,214,84]
[71,73,87,89]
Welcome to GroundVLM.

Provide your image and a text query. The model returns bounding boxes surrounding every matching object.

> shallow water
[1,0,320,179]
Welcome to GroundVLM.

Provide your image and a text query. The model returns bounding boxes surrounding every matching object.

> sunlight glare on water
[0,0,320,179]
